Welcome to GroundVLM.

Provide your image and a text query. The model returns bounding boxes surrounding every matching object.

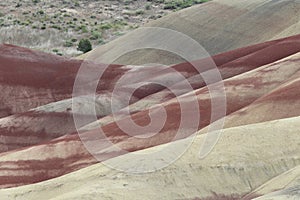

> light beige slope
[1,116,299,200]
[244,165,300,199]
[78,0,300,65]
[254,185,300,200]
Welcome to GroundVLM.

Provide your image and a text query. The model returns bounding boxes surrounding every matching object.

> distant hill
[79,0,300,65]
[0,0,207,56]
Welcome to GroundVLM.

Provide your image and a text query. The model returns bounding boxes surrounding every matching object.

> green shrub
[163,0,207,10]
[37,10,44,15]
[135,9,144,15]
[145,4,151,10]
[77,39,92,53]
[64,40,73,47]
[99,23,113,30]
[81,26,88,33]
[90,31,102,40]
[124,0,133,5]
[32,0,40,4]
[74,1,80,7]
[51,24,61,30]
[98,38,105,44]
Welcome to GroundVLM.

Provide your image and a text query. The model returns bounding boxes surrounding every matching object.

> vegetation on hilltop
[0,0,209,56]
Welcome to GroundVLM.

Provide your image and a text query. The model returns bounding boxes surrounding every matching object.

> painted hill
[0,1,299,199]
[78,0,300,65]
[0,33,298,198]
[1,34,299,154]
[0,116,299,199]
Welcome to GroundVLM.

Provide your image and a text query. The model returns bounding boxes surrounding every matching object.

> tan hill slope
[78,0,300,65]
[0,116,299,199]
[0,35,299,190]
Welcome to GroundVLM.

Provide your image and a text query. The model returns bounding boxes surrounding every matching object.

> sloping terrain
[79,0,300,65]
[0,0,185,56]
[1,34,299,155]
[0,0,299,199]
[247,165,300,199]
[0,116,299,200]
[0,33,298,199]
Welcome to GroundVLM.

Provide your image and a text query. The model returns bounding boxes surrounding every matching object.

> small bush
[163,0,207,10]
[145,4,151,10]
[135,9,144,15]
[81,26,88,33]
[64,40,73,47]
[37,10,44,15]
[90,31,102,40]
[124,0,133,5]
[77,39,92,53]
[32,0,40,4]
[74,0,80,6]
[51,24,61,30]
[100,23,113,30]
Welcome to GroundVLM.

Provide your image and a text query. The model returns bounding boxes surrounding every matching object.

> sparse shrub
[37,10,44,15]
[145,4,151,10]
[74,0,80,6]
[64,40,73,47]
[77,38,92,53]
[100,23,112,30]
[98,38,105,44]
[163,0,207,10]
[124,0,133,5]
[50,25,61,30]
[77,25,88,33]
[90,31,102,40]
[32,0,40,4]
[135,9,144,15]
